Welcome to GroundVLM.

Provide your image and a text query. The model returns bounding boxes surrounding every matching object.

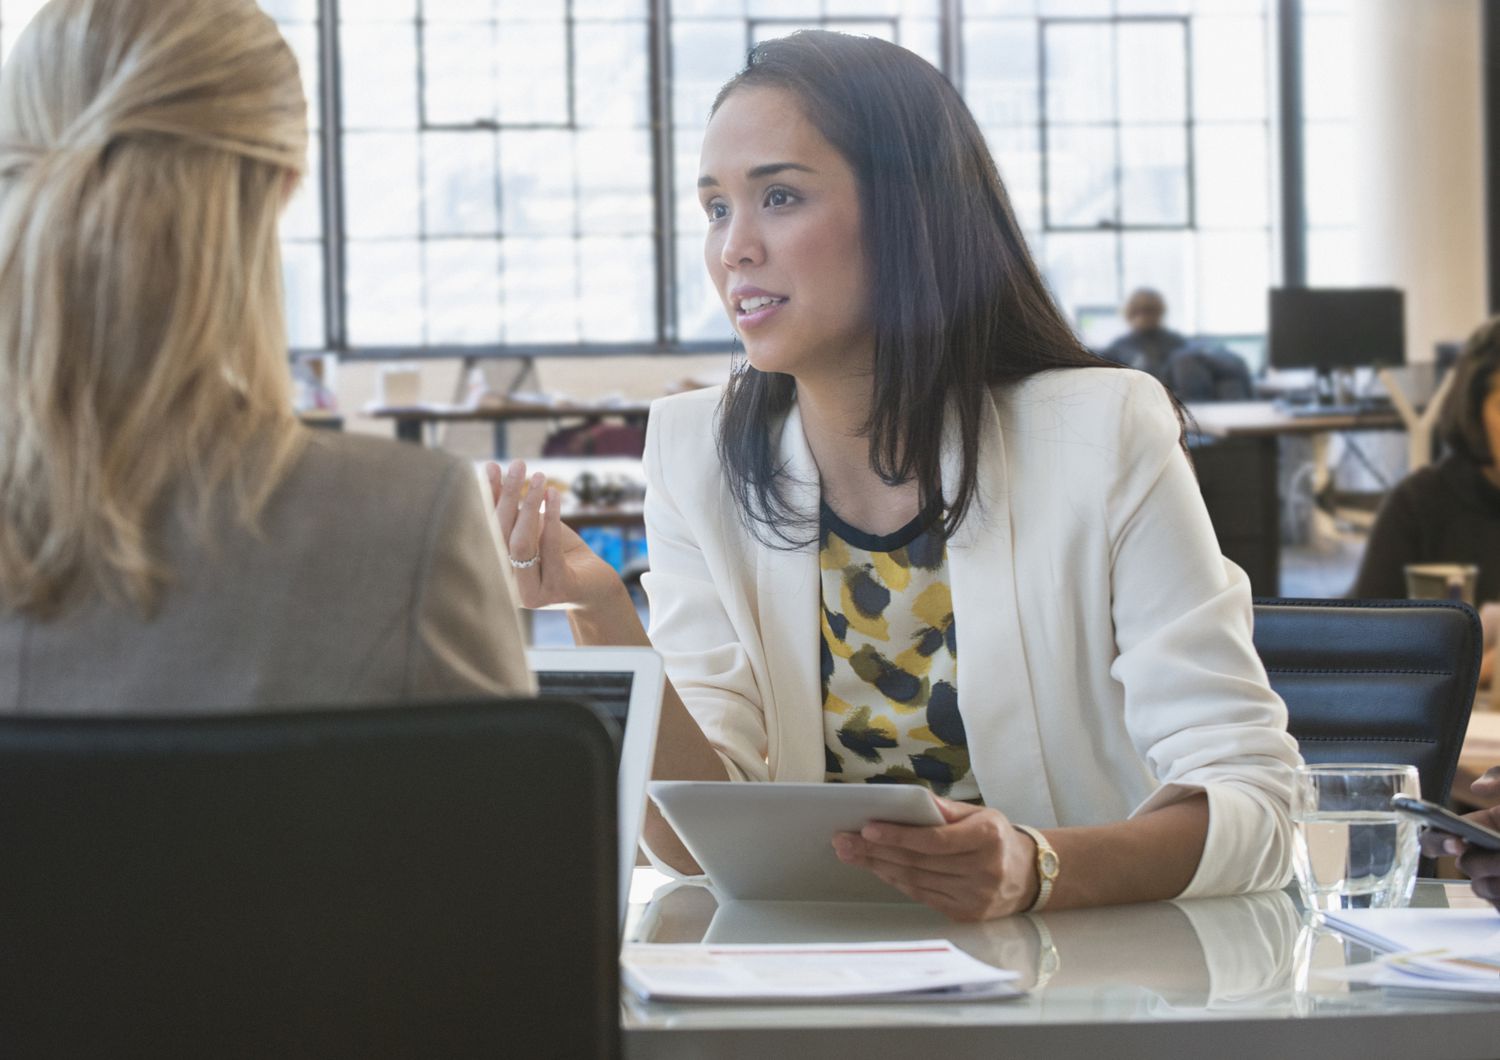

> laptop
[528,647,664,927]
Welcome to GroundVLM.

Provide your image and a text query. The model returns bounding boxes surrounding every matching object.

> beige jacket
[0,430,532,714]
[640,368,1303,899]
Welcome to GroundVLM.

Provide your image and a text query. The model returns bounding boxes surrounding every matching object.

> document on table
[1319,908,1500,955]
[621,939,1022,1003]
[1319,908,1500,999]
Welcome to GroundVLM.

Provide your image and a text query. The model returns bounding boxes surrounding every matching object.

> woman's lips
[735,298,786,326]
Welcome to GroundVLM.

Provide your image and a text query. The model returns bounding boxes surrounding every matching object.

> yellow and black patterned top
[819,501,978,802]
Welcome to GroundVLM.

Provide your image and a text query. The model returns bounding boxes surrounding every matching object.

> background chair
[1253,598,1481,806]
[0,699,619,1060]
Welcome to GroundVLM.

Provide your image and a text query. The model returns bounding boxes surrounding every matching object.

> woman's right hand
[485,460,622,611]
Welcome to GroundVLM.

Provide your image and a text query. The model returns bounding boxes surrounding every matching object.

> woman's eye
[766,188,794,208]
[705,202,727,221]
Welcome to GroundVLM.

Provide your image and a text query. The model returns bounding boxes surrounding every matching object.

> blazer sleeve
[639,399,771,783]
[1104,376,1303,898]
[404,460,535,700]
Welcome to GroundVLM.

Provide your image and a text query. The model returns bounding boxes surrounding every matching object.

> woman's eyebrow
[697,161,817,189]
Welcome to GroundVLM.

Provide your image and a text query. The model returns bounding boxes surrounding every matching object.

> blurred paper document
[621,939,1021,1003]
[1319,909,1500,954]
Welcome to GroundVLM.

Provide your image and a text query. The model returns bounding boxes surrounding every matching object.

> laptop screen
[535,671,633,735]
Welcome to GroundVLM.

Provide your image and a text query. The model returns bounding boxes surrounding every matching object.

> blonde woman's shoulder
[278,430,479,539]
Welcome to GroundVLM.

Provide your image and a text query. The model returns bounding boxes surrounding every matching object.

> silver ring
[509,554,540,570]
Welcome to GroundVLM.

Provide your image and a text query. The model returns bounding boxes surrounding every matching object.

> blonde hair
[0,0,308,616]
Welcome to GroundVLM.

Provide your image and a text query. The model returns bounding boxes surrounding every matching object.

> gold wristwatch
[1015,825,1059,913]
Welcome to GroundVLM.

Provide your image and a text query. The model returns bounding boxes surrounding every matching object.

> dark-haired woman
[491,32,1300,920]
[1353,316,1500,686]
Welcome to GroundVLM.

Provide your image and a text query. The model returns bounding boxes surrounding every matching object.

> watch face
[1039,850,1060,877]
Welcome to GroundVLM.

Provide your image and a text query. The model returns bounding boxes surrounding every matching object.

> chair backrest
[0,699,619,1060]
[1253,598,1481,804]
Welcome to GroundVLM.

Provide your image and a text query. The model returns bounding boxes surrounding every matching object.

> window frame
[285,0,1307,360]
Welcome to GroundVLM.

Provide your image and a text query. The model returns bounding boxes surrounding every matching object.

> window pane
[426,241,503,344]
[676,235,734,342]
[828,0,900,15]
[503,238,580,342]
[423,132,500,237]
[347,241,425,346]
[1039,0,1109,14]
[281,136,323,242]
[1044,23,1113,125]
[1196,231,1269,333]
[340,24,418,130]
[574,22,650,128]
[423,22,498,125]
[965,19,1039,127]
[497,21,570,124]
[1194,123,1268,229]
[965,0,1036,14]
[1042,231,1119,327]
[260,0,319,18]
[672,21,749,132]
[282,242,326,349]
[986,125,1043,233]
[577,129,654,236]
[342,0,416,19]
[1119,125,1188,226]
[1120,231,1193,334]
[1046,125,1116,228]
[426,0,496,17]
[1116,22,1186,124]
[1192,15,1268,122]
[578,237,656,342]
[500,130,578,236]
[344,133,421,239]
[897,16,941,65]
[676,137,709,232]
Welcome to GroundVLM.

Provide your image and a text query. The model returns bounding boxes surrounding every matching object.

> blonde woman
[0,0,531,712]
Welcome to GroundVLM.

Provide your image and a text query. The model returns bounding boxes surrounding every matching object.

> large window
[338,0,655,350]
[965,0,1274,343]
[1,0,1322,357]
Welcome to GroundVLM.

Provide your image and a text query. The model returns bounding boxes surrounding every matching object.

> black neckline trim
[820,499,943,553]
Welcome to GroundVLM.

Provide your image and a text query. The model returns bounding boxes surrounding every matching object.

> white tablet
[529,647,664,928]
[648,781,946,903]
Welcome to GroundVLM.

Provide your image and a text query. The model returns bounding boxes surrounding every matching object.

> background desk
[624,873,1500,1059]
[368,399,652,453]
[1187,402,1406,596]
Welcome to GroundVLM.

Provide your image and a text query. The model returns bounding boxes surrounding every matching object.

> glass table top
[623,869,1500,1033]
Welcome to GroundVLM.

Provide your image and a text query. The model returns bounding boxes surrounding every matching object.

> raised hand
[485,459,622,611]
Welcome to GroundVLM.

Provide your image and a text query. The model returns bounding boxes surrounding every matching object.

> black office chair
[1253,598,1482,805]
[0,699,620,1060]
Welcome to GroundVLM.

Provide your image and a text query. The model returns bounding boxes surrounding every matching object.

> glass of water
[1291,764,1420,912]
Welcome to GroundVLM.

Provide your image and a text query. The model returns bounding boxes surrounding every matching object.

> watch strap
[1015,824,1058,913]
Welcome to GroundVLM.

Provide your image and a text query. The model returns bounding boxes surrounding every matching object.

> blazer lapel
[945,389,1060,827]
[755,399,825,782]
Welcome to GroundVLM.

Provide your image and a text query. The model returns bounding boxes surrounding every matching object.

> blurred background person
[1352,316,1500,686]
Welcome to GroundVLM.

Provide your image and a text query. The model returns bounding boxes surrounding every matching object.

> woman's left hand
[832,797,1040,922]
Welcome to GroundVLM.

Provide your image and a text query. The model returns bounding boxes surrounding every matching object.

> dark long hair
[712,31,1130,548]
[1440,315,1500,465]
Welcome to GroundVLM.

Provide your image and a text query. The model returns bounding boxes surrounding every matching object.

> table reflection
[630,878,1459,1021]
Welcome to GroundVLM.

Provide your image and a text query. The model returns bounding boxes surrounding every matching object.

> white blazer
[640,367,1303,898]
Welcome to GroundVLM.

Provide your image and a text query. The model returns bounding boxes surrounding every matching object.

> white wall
[1351,0,1486,363]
